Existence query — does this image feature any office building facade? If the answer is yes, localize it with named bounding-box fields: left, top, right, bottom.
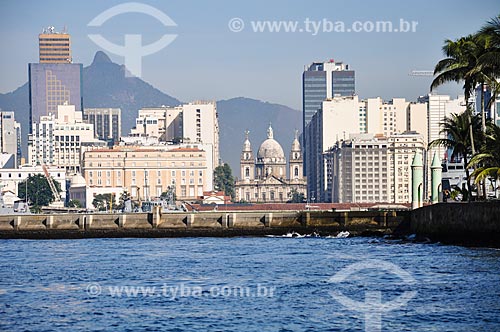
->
left=302, top=60, right=355, bottom=128
left=28, top=104, right=106, bottom=173
left=28, top=63, right=83, bottom=129
left=125, top=101, right=219, bottom=171
left=328, top=132, right=425, bottom=204
left=38, top=27, right=71, bottom=63
left=0, top=112, right=21, bottom=167
left=84, top=108, right=121, bottom=143
left=82, top=146, right=210, bottom=207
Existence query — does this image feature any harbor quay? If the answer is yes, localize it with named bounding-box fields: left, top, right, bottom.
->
left=0, top=208, right=407, bottom=239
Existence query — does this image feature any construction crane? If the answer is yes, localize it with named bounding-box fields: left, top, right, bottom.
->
left=409, top=70, right=434, bottom=77
left=42, top=165, right=64, bottom=208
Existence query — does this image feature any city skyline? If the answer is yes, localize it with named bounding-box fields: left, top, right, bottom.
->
left=0, top=0, right=497, bottom=110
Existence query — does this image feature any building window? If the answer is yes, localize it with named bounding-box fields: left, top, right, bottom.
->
left=294, top=167, right=299, bottom=177
left=245, top=167, right=250, bottom=177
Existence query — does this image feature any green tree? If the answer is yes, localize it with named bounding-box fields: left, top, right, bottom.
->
left=468, top=123, right=500, bottom=187
left=429, top=110, right=482, bottom=200
left=214, top=163, right=235, bottom=200
left=117, top=191, right=130, bottom=210
left=477, top=15, right=500, bottom=104
left=18, top=174, right=62, bottom=209
left=92, top=193, right=117, bottom=211
left=160, top=186, right=177, bottom=204
left=431, top=34, right=489, bottom=153
left=287, top=189, right=306, bottom=203
left=68, top=199, right=82, bottom=208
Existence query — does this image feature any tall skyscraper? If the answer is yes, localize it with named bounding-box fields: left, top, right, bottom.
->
left=38, top=26, right=71, bottom=63
left=302, top=60, right=355, bottom=129
left=29, top=27, right=82, bottom=133
left=302, top=59, right=355, bottom=175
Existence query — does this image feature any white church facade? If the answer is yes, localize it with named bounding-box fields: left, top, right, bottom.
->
left=235, top=125, right=307, bottom=203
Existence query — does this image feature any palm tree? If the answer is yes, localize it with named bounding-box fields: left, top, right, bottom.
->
left=429, top=110, right=482, bottom=200
left=477, top=15, right=500, bottom=72
left=477, top=15, right=500, bottom=113
left=431, top=34, right=489, bottom=151
left=468, top=123, right=500, bottom=193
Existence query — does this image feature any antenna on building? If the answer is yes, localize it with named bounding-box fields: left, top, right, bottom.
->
left=409, top=70, right=433, bottom=77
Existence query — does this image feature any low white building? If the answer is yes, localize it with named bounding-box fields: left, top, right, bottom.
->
left=0, top=165, right=67, bottom=202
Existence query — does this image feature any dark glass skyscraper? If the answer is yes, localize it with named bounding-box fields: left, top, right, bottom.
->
left=28, top=63, right=83, bottom=132
left=302, top=60, right=355, bottom=129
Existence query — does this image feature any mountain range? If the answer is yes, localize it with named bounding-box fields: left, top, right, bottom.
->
left=0, top=51, right=301, bottom=174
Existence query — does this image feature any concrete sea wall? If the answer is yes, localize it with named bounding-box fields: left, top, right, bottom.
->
left=404, top=202, right=500, bottom=247
left=0, top=209, right=408, bottom=239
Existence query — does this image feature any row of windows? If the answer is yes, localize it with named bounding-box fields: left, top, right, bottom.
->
left=39, top=38, right=70, bottom=41
left=39, top=43, right=70, bottom=47
left=0, top=172, right=62, bottom=178
left=40, top=57, right=71, bottom=61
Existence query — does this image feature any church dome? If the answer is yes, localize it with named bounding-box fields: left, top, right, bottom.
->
left=257, top=125, right=285, bottom=163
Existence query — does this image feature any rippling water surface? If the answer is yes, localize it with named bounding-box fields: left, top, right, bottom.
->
left=1, top=237, right=499, bottom=331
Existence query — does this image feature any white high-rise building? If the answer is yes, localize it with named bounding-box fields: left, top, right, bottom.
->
left=418, top=94, right=466, bottom=161
left=28, top=104, right=107, bottom=173
left=304, top=95, right=363, bottom=201
left=366, top=97, right=410, bottom=137
left=0, top=112, right=21, bottom=167
left=304, top=95, right=428, bottom=201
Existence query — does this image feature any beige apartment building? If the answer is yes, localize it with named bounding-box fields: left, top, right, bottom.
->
left=82, top=146, right=209, bottom=208
left=328, top=132, right=425, bottom=204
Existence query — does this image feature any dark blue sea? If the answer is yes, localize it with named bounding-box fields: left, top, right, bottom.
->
left=1, top=237, right=499, bottom=331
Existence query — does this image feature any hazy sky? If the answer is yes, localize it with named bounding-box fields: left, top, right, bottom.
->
left=0, top=0, right=497, bottom=109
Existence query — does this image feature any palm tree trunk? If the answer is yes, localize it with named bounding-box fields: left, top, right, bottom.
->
left=466, top=98, right=476, bottom=155
left=463, top=153, right=472, bottom=202
left=480, top=83, right=488, bottom=199
left=466, top=97, right=476, bottom=200
left=480, top=82, right=486, bottom=133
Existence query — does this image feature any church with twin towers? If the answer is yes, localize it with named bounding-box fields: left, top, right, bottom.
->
left=235, top=125, right=307, bottom=203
